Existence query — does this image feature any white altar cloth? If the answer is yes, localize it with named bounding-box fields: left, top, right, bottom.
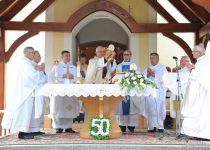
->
left=38, top=84, right=156, bottom=98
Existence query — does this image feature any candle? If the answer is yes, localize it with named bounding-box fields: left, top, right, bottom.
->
left=76, top=61, right=81, bottom=84
left=54, top=60, right=59, bottom=83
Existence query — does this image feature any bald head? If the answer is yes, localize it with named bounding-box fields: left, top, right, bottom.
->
left=95, top=46, right=104, bottom=58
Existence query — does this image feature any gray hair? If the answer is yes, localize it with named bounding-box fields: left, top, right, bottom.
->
left=95, top=46, right=104, bottom=52
left=181, top=56, right=190, bottom=63
left=23, top=46, right=34, bottom=57
left=193, top=43, right=205, bottom=54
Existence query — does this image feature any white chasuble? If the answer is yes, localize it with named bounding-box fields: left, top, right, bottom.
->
left=181, top=55, right=210, bottom=139
left=2, top=58, right=47, bottom=132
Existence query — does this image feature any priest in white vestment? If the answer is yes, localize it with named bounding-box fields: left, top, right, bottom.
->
left=30, top=51, right=48, bottom=135
left=165, top=56, right=192, bottom=118
left=141, top=52, right=168, bottom=133
left=2, top=47, right=47, bottom=139
left=181, top=44, right=210, bottom=140
left=49, top=50, right=80, bottom=133
left=115, top=50, right=140, bottom=133
left=85, top=46, right=116, bottom=84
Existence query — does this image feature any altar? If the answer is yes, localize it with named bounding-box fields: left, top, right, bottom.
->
left=39, top=84, right=156, bottom=139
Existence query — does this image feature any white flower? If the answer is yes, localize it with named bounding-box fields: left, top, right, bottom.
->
left=130, top=63, right=137, bottom=71
left=126, top=79, right=130, bottom=84
left=137, top=75, right=142, bottom=78
left=140, top=82, right=146, bottom=87
left=130, top=73, right=134, bottom=77
left=131, top=76, right=136, bottom=80
left=133, top=81, right=137, bottom=85
left=140, top=78, right=144, bottom=83
left=125, top=72, right=129, bottom=78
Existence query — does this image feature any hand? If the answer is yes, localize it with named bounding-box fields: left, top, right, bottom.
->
left=35, top=65, right=44, bottom=71
left=69, top=74, right=74, bottom=79
left=80, top=71, right=85, bottom=78
left=41, top=63, right=45, bottom=71
left=147, top=68, right=155, bottom=77
left=186, top=63, right=194, bottom=71
left=63, top=74, right=74, bottom=79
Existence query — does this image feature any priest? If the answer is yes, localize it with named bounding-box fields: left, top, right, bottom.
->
left=166, top=56, right=193, bottom=119
left=30, top=50, right=48, bottom=136
left=181, top=44, right=210, bottom=140
left=2, top=47, right=47, bottom=139
left=116, top=50, right=140, bottom=133
left=84, top=46, right=116, bottom=84
left=141, top=52, right=168, bottom=133
left=49, top=50, right=80, bottom=133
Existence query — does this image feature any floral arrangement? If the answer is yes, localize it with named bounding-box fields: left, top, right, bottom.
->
left=119, top=63, right=157, bottom=94
left=89, top=117, right=112, bottom=140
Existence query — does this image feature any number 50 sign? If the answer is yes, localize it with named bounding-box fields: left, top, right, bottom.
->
left=90, top=117, right=111, bottom=140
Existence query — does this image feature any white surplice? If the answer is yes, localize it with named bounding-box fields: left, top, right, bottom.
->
left=115, top=62, right=140, bottom=127
left=49, top=61, right=80, bottom=129
left=141, top=63, right=168, bottom=129
left=164, top=67, right=190, bottom=118
left=181, top=55, right=210, bottom=139
left=2, top=58, right=47, bottom=133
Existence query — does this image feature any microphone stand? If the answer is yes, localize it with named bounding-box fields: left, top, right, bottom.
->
left=174, top=58, right=183, bottom=138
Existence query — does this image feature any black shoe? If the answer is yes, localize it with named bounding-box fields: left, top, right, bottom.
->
left=128, top=126, right=135, bottom=133
left=56, top=128, right=63, bottom=133
left=18, top=132, right=34, bottom=139
left=65, top=128, right=76, bottom=133
left=158, top=129, right=164, bottom=133
left=73, top=118, right=78, bottom=123
left=119, top=126, right=126, bottom=132
left=191, top=137, right=210, bottom=141
left=148, top=127, right=157, bottom=133
left=33, top=131, right=45, bottom=136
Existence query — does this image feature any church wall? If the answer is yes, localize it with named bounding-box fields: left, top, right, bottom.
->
left=44, top=0, right=157, bottom=129
left=46, top=0, right=156, bottom=71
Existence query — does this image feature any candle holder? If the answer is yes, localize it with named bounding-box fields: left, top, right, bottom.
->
left=54, top=60, right=59, bottom=84
left=76, top=61, right=81, bottom=84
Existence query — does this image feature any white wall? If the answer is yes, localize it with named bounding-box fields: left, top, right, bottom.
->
left=157, top=0, right=196, bottom=68
left=5, top=1, right=46, bottom=107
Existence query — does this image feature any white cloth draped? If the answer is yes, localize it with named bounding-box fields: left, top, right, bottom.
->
left=140, top=63, right=168, bottom=129
left=2, top=58, right=47, bottom=132
left=181, top=55, right=210, bottom=139
left=38, top=84, right=157, bottom=98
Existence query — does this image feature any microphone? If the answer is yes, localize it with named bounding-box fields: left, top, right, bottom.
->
left=172, top=56, right=178, bottom=60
